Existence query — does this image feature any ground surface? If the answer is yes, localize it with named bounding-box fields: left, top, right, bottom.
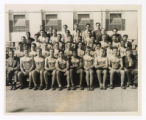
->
left=6, top=86, right=138, bottom=112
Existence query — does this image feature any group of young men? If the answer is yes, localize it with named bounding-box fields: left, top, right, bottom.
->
left=6, top=23, right=138, bottom=91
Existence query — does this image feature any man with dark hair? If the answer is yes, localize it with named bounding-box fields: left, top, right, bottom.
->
left=29, top=43, right=37, bottom=57
left=123, top=50, right=135, bottom=88
left=77, top=42, right=85, bottom=58
left=93, top=22, right=102, bottom=42
left=83, top=47, right=94, bottom=91
left=25, top=32, right=35, bottom=48
left=111, top=28, right=122, bottom=42
left=15, top=42, right=24, bottom=58
left=63, top=30, right=73, bottom=43
left=109, top=47, right=125, bottom=89
left=32, top=48, right=45, bottom=90
left=70, top=50, right=84, bottom=90
left=44, top=49, right=56, bottom=90
left=82, top=24, right=92, bottom=41
left=6, top=49, right=19, bottom=90
left=18, top=48, right=34, bottom=89
left=94, top=48, right=108, bottom=89
left=56, top=50, right=70, bottom=90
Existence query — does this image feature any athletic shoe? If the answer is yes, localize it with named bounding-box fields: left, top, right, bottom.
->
left=109, top=84, right=113, bottom=89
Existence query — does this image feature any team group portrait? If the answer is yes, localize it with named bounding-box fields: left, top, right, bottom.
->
left=5, top=5, right=139, bottom=112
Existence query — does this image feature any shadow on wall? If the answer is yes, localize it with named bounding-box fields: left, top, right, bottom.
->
left=9, top=108, right=27, bottom=112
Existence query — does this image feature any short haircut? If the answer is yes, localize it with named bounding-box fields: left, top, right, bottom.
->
left=113, top=28, right=118, bottom=31
left=86, top=23, right=90, bottom=26
left=31, top=43, right=36, bottom=47
left=123, top=34, right=128, bottom=38
left=63, top=24, right=68, bottom=27
left=96, top=22, right=100, bottom=25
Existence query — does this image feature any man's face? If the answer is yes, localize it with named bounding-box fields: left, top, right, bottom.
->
left=73, top=51, right=77, bottom=57
left=9, top=51, right=14, bottom=58
left=22, top=37, right=26, bottom=42
left=37, top=49, right=41, bottom=56
left=55, top=43, right=59, bottom=49
left=123, top=36, right=128, bottom=41
left=121, top=41, right=125, bottom=47
left=24, top=50, right=29, bottom=56
left=59, top=52, right=63, bottom=58
left=67, top=43, right=71, bottom=49
left=26, top=33, right=30, bottom=38
left=50, top=50, right=54, bottom=56
left=78, top=43, right=82, bottom=48
left=100, top=49, right=105, bottom=57
left=53, top=29, right=57, bottom=35
left=102, top=35, right=106, bottom=41
left=86, top=25, right=90, bottom=30
left=57, top=35, right=61, bottom=40
left=96, top=24, right=100, bottom=28
left=126, top=51, right=131, bottom=56
left=40, top=31, right=45, bottom=36
left=101, top=29, right=105, bottom=34
left=31, top=45, right=35, bottom=50
left=86, top=49, right=90, bottom=54
left=108, top=42, right=112, bottom=48
left=96, top=44, right=101, bottom=49
left=66, top=30, right=70, bottom=35
left=74, top=24, right=78, bottom=30
left=63, top=25, right=67, bottom=30
left=112, top=36, right=117, bottom=41
left=113, top=49, right=118, bottom=56
left=113, top=29, right=118, bottom=34
left=91, top=37, right=94, bottom=42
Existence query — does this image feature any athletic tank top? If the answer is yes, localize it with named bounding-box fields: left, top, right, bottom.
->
left=21, top=57, right=33, bottom=71
left=47, top=57, right=56, bottom=68
left=84, top=55, right=94, bottom=68
left=71, top=57, right=80, bottom=68
left=34, top=57, right=45, bottom=70
left=58, top=59, right=67, bottom=69
left=111, top=57, right=121, bottom=69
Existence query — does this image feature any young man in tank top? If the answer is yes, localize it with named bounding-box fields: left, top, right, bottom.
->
left=70, top=50, right=84, bottom=90
left=44, top=49, right=56, bottom=90
left=109, top=47, right=125, bottom=89
left=18, top=48, right=34, bottom=89
left=32, top=48, right=45, bottom=90
left=83, top=47, right=94, bottom=91
left=56, top=50, right=70, bottom=90
left=94, top=48, right=108, bottom=90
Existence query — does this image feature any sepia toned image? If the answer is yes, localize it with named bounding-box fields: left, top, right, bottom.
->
left=5, top=4, right=141, bottom=113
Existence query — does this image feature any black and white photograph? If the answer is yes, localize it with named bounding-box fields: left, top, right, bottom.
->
left=5, top=4, right=140, bottom=113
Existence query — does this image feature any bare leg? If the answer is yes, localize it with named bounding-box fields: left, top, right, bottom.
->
left=110, top=70, right=115, bottom=89
left=85, top=70, right=90, bottom=87
left=56, top=71, right=62, bottom=88
left=120, top=70, right=125, bottom=87
left=79, top=69, right=83, bottom=87
left=90, top=69, right=94, bottom=90
left=32, top=70, right=38, bottom=89
left=97, top=70, right=102, bottom=88
left=66, top=71, right=70, bottom=89
left=44, top=70, right=49, bottom=87
left=70, top=69, right=74, bottom=86
left=39, top=70, right=44, bottom=89
left=103, top=70, right=107, bottom=89
left=28, top=72, right=33, bottom=88
left=51, top=70, right=56, bottom=88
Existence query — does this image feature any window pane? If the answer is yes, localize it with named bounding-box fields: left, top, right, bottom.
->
left=14, top=15, right=26, bottom=26
left=78, top=14, right=90, bottom=20
left=46, top=14, right=58, bottom=25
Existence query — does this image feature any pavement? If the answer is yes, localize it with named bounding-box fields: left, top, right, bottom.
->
left=6, top=86, right=138, bottom=112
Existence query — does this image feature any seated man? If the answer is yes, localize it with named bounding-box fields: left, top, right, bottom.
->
left=123, top=50, right=135, bottom=88
left=70, top=50, right=84, bottom=90
left=94, top=48, right=108, bottom=90
left=56, top=50, right=70, bottom=90
left=109, top=47, right=125, bottom=89
left=64, top=42, right=73, bottom=59
left=41, top=43, right=49, bottom=57
left=44, top=49, right=56, bottom=90
left=6, top=49, right=19, bottom=90
left=18, top=48, right=34, bottom=89
left=83, top=47, right=94, bottom=91
left=32, top=48, right=45, bottom=90
left=77, top=42, right=85, bottom=58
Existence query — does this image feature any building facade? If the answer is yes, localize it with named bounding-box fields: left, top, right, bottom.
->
left=5, top=5, right=138, bottom=47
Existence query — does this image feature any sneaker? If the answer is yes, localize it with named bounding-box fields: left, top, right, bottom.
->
left=109, top=84, right=113, bottom=89
left=121, top=85, right=126, bottom=89
left=102, top=85, right=106, bottom=90
left=58, top=87, right=62, bottom=91
left=90, top=86, right=94, bottom=91
left=33, top=86, right=37, bottom=90
left=39, top=85, right=43, bottom=90
left=67, top=87, right=71, bottom=90
left=71, top=86, right=76, bottom=90
left=45, top=85, right=49, bottom=90
left=80, top=85, right=84, bottom=90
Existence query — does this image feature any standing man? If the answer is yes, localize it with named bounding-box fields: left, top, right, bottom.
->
left=94, top=48, right=108, bottom=89
left=83, top=47, right=94, bottom=91
left=44, top=49, right=56, bottom=90
left=111, top=28, right=122, bottom=42
left=18, top=48, right=34, bottom=89
left=70, top=50, right=84, bottom=90
left=29, top=43, right=37, bottom=57
left=32, top=48, right=45, bottom=90
left=109, top=47, right=125, bottom=89
left=56, top=50, right=70, bottom=90
left=15, top=42, right=24, bottom=58
left=93, top=22, right=102, bottom=42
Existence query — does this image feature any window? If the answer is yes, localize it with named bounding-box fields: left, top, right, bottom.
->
left=106, top=13, right=125, bottom=31
left=9, top=14, right=29, bottom=32
left=43, top=14, right=62, bottom=31
left=73, top=14, right=94, bottom=31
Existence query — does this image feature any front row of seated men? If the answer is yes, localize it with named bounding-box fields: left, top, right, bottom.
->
left=6, top=44, right=137, bottom=91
